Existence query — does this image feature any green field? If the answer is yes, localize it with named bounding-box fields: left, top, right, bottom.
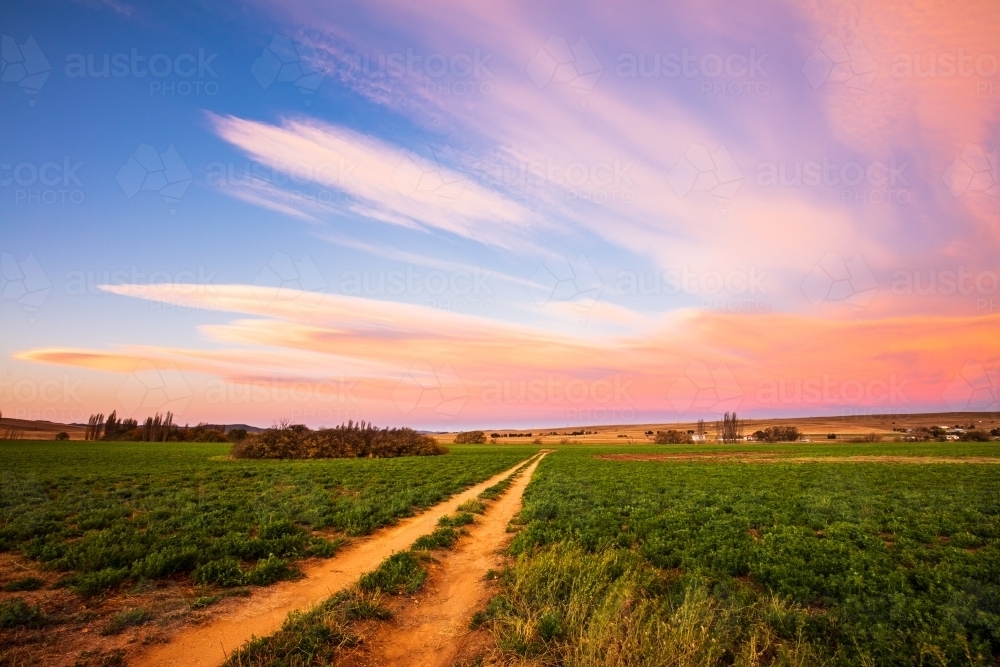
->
left=0, top=441, right=536, bottom=595
left=485, top=443, right=1000, bottom=666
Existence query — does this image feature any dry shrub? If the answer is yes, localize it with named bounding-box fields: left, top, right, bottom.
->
left=232, top=420, right=446, bottom=459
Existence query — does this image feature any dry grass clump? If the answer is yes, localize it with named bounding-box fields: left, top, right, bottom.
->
left=477, top=544, right=824, bottom=667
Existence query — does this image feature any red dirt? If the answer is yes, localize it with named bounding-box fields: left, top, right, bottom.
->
left=343, top=453, right=548, bottom=667
left=133, top=455, right=539, bottom=667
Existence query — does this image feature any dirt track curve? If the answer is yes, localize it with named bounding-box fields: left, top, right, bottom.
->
left=136, top=454, right=541, bottom=667
left=347, top=451, right=548, bottom=667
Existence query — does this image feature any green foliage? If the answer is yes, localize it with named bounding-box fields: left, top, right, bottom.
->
left=483, top=543, right=822, bottom=666
left=0, top=441, right=534, bottom=596
left=498, top=445, right=1000, bottom=666
left=222, top=590, right=389, bottom=666
left=228, top=428, right=249, bottom=443
left=358, top=551, right=426, bottom=594
left=457, top=499, right=487, bottom=514
left=412, top=526, right=460, bottom=551
left=64, top=567, right=130, bottom=595
left=454, top=430, right=487, bottom=444
left=2, top=576, right=43, bottom=592
left=0, top=598, right=46, bottom=628
left=752, top=426, right=801, bottom=442
left=478, top=477, right=513, bottom=501
left=100, top=607, right=149, bottom=635
left=194, top=558, right=245, bottom=588
left=245, top=555, right=300, bottom=586
left=232, top=420, right=446, bottom=459
left=438, top=511, right=475, bottom=527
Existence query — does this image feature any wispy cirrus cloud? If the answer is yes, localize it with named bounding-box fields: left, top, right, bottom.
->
left=208, top=113, right=552, bottom=250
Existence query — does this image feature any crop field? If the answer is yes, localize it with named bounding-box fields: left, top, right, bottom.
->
left=0, top=441, right=536, bottom=596
left=481, top=443, right=1000, bottom=666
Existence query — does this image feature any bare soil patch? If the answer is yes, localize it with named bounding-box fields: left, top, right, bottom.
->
left=132, top=456, right=537, bottom=667
left=340, top=454, right=546, bottom=667
left=0, top=552, right=253, bottom=667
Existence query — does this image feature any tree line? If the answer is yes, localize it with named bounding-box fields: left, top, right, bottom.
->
left=84, top=411, right=236, bottom=443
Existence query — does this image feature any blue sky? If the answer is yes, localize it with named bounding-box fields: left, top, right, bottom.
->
left=2, top=0, right=999, bottom=428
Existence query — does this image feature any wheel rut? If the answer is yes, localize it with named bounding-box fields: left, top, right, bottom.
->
left=343, top=452, right=549, bottom=667
left=136, top=455, right=541, bottom=667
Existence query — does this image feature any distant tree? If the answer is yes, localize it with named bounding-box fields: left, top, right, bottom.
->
left=753, top=426, right=801, bottom=442
left=227, top=428, right=248, bottom=443
left=55, top=432, right=69, bottom=441
left=655, top=429, right=692, bottom=444
left=959, top=429, right=991, bottom=442
left=454, top=430, right=487, bottom=444
left=716, top=412, right=743, bottom=443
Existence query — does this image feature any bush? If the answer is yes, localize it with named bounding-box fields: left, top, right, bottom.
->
left=194, top=558, right=245, bottom=587
left=55, top=432, right=69, bottom=441
left=245, top=555, right=300, bottom=586
left=2, top=576, right=43, bottom=592
left=232, top=420, right=446, bottom=459
left=66, top=567, right=130, bottom=596
left=358, top=551, right=426, bottom=594
left=752, top=426, right=801, bottom=442
left=654, top=430, right=692, bottom=444
left=457, top=499, right=487, bottom=514
left=959, top=429, right=992, bottom=442
left=227, top=428, right=248, bottom=443
left=0, top=598, right=46, bottom=628
left=412, top=527, right=460, bottom=551
left=454, top=430, right=487, bottom=444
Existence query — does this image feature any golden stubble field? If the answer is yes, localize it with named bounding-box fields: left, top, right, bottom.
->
left=439, top=411, right=999, bottom=444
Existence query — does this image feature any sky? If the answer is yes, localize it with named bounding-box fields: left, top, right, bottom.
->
left=1, top=0, right=998, bottom=430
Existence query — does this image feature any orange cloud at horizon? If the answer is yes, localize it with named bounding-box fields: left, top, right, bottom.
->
left=15, top=284, right=999, bottom=425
